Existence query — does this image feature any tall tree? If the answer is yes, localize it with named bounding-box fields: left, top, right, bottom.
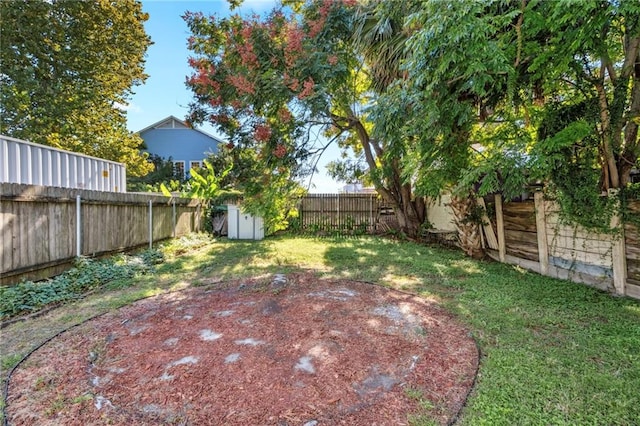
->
left=418, top=1, right=530, bottom=257
left=530, top=0, right=640, bottom=191
left=184, top=0, right=428, bottom=236
left=0, top=0, right=153, bottom=176
left=370, top=0, right=640, bottom=244
left=360, top=1, right=514, bottom=256
left=349, top=0, right=427, bottom=236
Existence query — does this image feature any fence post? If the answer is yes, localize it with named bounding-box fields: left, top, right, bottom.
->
left=76, top=195, right=82, bottom=257
left=299, top=198, right=304, bottom=231
left=337, top=193, right=340, bottom=230
left=148, top=199, right=153, bottom=250
left=609, top=189, right=627, bottom=295
left=196, top=202, right=202, bottom=232
left=534, top=191, right=550, bottom=275
left=370, top=195, right=374, bottom=232
left=172, top=199, right=176, bottom=238
left=495, top=193, right=506, bottom=262
left=477, top=197, right=498, bottom=250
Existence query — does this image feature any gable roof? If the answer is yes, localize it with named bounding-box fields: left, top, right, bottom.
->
left=136, top=115, right=223, bottom=142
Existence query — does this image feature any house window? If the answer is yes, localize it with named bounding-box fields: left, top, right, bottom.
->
left=173, top=161, right=185, bottom=179
left=190, top=161, right=201, bottom=171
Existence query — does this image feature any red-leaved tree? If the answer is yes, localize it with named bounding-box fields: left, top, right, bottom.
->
left=184, top=0, right=427, bottom=235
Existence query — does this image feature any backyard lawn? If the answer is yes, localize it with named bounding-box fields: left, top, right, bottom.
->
left=2, top=234, right=639, bottom=425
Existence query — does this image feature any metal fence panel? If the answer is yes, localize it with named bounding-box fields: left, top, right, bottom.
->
left=0, top=135, right=126, bottom=192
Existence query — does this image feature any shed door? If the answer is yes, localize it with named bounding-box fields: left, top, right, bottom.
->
left=238, top=213, right=256, bottom=239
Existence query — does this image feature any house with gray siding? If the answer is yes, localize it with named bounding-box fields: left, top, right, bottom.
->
left=137, top=116, right=222, bottom=179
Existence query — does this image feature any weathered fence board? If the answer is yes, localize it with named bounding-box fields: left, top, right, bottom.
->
left=484, top=193, right=640, bottom=299
left=628, top=258, right=640, bottom=276
left=502, top=215, right=538, bottom=232
left=504, top=243, right=540, bottom=261
left=1, top=183, right=202, bottom=285
left=627, top=200, right=640, bottom=213
left=505, top=229, right=538, bottom=244
left=547, top=247, right=612, bottom=268
left=625, top=200, right=640, bottom=284
left=502, top=217, right=535, bottom=229
left=547, top=233, right=615, bottom=254
left=502, top=200, right=539, bottom=261
left=626, top=228, right=640, bottom=255
left=298, top=194, right=386, bottom=233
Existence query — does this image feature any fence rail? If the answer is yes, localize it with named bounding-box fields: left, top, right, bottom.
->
left=1, top=183, right=202, bottom=285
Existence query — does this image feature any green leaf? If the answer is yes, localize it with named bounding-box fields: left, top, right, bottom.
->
left=160, top=183, right=172, bottom=197
left=0, top=0, right=153, bottom=177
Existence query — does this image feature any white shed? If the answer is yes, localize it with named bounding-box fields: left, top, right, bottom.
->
left=227, top=204, right=264, bottom=240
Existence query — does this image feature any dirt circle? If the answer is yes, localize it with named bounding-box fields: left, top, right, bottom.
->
left=6, top=274, right=479, bottom=425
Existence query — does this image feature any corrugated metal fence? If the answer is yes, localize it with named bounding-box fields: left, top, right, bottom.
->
left=1, top=183, right=202, bottom=285
left=0, top=135, right=126, bottom=192
left=297, top=193, right=394, bottom=233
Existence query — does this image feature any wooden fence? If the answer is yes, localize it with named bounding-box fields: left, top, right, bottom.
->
left=1, top=183, right=203, bottom=285
left=297, top=193, right=395, bottom=233
left=482, top=192, right=640, bottom=300
left=502, top=199, right=539, bottom=261
left=625, top=201, right=640, bottom=289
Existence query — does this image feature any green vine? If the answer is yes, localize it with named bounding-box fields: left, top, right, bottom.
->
left=534, top=98, right=620, bottom=234
left=543, top=183, right=619, bottom=235
left=0, top=250, right=163, bottom=320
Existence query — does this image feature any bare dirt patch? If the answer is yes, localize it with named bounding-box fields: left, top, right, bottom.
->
left=5, top=273, right=478, bottom=425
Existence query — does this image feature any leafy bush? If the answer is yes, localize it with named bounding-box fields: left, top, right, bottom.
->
left=0, top=249, right=163, bottom=320
left=127, top=154, right=185, bottom=192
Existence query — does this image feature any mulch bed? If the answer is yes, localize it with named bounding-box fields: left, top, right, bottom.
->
left=5, top=273, right=479, bottom=425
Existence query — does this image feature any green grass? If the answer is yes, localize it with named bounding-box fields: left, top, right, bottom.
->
left=2, top=233, right=640, bottom=425
left=405, top=386, right=438, bottom=426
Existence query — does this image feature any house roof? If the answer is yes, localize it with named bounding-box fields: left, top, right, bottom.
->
left=136, top=115, right=223, bottom=142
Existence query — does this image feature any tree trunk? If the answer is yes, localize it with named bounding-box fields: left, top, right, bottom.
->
left=620, top=50, right=640, bottom=186
left=595, top=80, right=620, bottom=190
left=350, top=115, right=427, bottom=237
left=448, top=193, right=484, bottom=259
left=389, top=190, right=425, bottom=238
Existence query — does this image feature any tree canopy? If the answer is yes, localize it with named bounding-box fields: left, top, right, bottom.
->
left=0, top=0, right=153, bottom=176
left=395, top=0, right=640, bottom=232
left=359, top=0, right=639, bottom=238
left=185, top=0, right=640, bottom=243
left=185, top=0, right=429, bottom=234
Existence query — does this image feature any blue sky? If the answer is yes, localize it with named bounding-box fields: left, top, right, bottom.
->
left=125, top=0, right=342, bottom=192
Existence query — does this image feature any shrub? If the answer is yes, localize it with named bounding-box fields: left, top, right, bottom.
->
left=0, top=249, right=163, bottom=320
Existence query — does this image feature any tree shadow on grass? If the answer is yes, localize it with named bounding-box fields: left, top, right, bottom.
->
left=321, top=237, right=482, bottom=294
